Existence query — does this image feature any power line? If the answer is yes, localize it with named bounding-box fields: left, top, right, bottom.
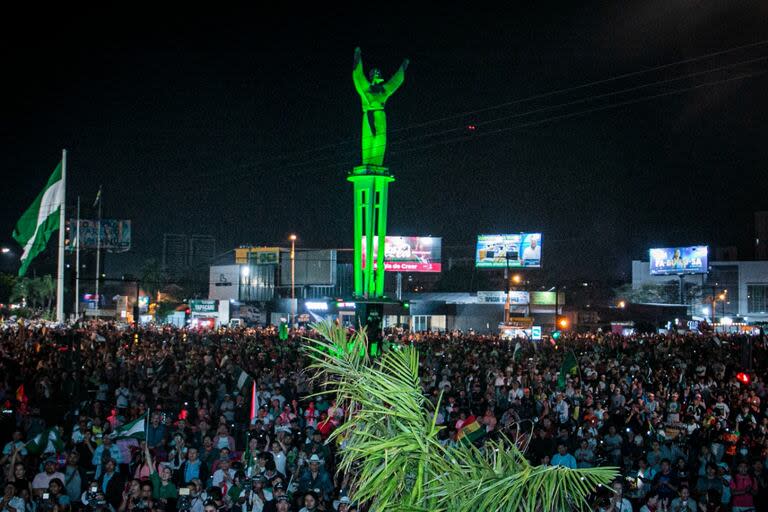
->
left=95, top=38, right=768, bottom=191
left=165, top=65, right=767, bottom=195
left=197, top=39, right=768, bottom=173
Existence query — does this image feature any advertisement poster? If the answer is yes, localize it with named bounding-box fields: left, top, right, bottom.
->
left=476, top=233, right=542, bottom=268
left=649, top=246, right=708, bottom=275
left=361, top=236, right=442, bottom=273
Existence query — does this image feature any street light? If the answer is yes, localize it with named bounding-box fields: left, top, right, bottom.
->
left=617, top=300, right=626, bottom=309
left=0, top=247, right=10, bottom=254
left=289, top=234, right=297, bottom=327
left=512, top=274, right=522, bottom=285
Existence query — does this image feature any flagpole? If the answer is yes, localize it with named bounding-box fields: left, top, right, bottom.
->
left=94, top=186, right=102, bottom=311
left=56, top=149, right=67, bottom=323
left=75, top=196, right=81, bottom=320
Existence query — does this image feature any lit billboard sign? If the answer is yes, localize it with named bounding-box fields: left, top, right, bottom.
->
left=649, top=246, right=708, bottom=275
left=475, top=233, right=542, bottom=268
left=361, top=236, right=442, bottom=273
left=69, top=219, right=132, bottom=252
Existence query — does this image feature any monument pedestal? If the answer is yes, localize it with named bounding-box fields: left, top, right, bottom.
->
left=347, top=165, right=394, bottom=299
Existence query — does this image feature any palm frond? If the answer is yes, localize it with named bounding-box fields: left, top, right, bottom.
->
left=302, top=322, right=618, bottom=512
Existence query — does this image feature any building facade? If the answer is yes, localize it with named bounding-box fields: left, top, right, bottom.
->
left=632, top=260, right=768, bottom=322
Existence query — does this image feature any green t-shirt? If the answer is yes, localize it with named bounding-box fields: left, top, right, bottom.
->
left=150, top=472, right=178, bottom=500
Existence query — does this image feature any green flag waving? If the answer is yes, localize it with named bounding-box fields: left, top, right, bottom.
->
left=557, top=350, right=579, bottom=390
left=26, top=428, right=64, bottom=455
left=12, top=162, right=64, bottom=276
left=111, top=413, right=147, bottom=440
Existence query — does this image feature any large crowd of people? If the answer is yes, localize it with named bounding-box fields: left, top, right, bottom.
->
left=0, top=320, right=766, bottom=512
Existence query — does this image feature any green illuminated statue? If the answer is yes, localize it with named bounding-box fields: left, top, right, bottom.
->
left=353, top=47, right=409, bottom=165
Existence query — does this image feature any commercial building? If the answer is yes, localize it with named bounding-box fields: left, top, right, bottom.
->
left=632, top=259, right=768, bottom=322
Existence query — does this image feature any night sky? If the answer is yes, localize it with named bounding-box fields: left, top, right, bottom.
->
left=2, top=4, right=768, bottom=282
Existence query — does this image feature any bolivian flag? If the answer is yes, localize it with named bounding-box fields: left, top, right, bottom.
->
left=456, top=415, right=486, bottom=445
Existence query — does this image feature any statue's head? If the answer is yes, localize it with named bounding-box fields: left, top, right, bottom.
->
left=368, top=68, right=384, bottom=85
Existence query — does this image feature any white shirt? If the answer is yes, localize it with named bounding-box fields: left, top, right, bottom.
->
left=522, top=245, right=540, bottom=261
left=271, top=451, right=287, bottom=475
left=238, top=489, right=273, bottom=512
left=212, top=468, right=236, bottom=489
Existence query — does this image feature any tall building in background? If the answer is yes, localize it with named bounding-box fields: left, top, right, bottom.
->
left=756, top=211, right=768, bottom=260
left=163, top=234, right=188, bottom=279
left=189, top=235, right=217, bottom=270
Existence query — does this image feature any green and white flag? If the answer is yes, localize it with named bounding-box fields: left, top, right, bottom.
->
left=557, top=350, right=579, bottom=390
left=234, top=365, right=253, bottom=391
left=12, top=162, right=64, bottom=276
left=513, top=341, right=523, bottom=362
left=111, top=413, right=147, bottom=440
left=26, top=428, right=65, bottom=454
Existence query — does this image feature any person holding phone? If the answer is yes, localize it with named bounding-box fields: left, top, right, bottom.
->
left=117, top=480, right=141, bottom=512
left=669, top=486, right=696, bottom=512
left=47, top=478, right=71, bottom=512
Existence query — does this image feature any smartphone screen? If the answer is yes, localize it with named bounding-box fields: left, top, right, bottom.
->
left=43, top=493, right=50, bottom=500
left=179, top=488, right=190, bottom=496
left=91, top=486, right=98, bottom=493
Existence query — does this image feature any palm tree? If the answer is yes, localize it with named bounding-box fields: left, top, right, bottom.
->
left=304, top=321, right=618, bottom=512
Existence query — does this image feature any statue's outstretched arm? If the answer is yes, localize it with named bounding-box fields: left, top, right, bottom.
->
left=352, top=47, right=368, bottom=95
left=383, top=58, right=409, bottom=97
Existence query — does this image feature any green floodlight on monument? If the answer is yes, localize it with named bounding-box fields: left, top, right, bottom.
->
left=348, top=47, right=409, bottom=298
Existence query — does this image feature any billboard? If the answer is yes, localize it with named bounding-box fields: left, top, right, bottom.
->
left=361, top=236, right=442, bottom=273
left=280, top=249, right=337, bottom=286
left=649, top=246, right=708, bottom=275
left=475, top=233, right=542, bottom=268
left=70, top=219, right=131, bottom=252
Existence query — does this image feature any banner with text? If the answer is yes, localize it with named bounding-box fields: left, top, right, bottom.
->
left=361, top=236, right=442, bottom=273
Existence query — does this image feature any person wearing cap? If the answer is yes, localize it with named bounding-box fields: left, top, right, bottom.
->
left=274, top=495, right=291, bottom=512
left=32, top=457, right=66, bottom=496
left=333, top=496, right=353, bottom=512
left=262, top=481, right=288, bottom=512
left=297, top=456, right=332, bottom=504
left=239, top=474, right=273, bottom=512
